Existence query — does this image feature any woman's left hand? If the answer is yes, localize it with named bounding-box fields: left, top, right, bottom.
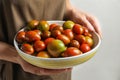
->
left=65, top=0, right=102, bottom=38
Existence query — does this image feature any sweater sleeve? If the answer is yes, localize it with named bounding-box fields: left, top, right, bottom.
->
left=0, top=2, right=13, bottom=80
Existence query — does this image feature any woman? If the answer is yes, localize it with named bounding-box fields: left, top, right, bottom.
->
left=0, top=0, right=102, bottom=80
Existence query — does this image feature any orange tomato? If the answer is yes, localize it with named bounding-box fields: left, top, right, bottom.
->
left=33, top=29, right=42, bottom=36
left=49, top=23, right=58, bottom=31
left=56, top=34, right=70, bottom=45
left=25, top=31, right=41, bottom=42
left=51, top=30, right=61, bottom=38
left=64, top=47, right=82, bottom=57
left=33, top=40, right=46, bottom=52
left=74, top=35, right=86, bottom=44
left=63, top=29, right=74, bottom=40
left=37, top=51, right=50, bottom=58
left=52, top=25, right=63, bottom=32
left=21, top=43, right=34, bottom=55
left=16, top=31, right=26, bottom=43
left=44, top=37, right=55, bottom=46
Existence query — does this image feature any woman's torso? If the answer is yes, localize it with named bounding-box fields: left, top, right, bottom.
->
left=0, top=0, right=71, bottom=80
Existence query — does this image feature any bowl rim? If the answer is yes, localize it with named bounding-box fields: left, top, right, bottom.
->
left=14, top=20, right=101, bottom=61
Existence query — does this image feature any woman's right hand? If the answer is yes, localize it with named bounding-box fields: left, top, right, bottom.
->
left=17, top=56, right=72, bottom=75
left=0, top=41, right=71, bottom=76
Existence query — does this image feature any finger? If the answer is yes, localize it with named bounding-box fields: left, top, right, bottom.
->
left=72, top=16, right=95, bottom=32
left=19, top=58, right=43, bottom=75
left=86, top=16, right=102, bottom=38
left=23, top=62, right=72, bottom=75
left=80, top=17, right=95, bottom=32
left=40, top=68, right=72, bottom=75
left=22, top=62, right=43, bottom=75
left=20, top=56, right=72, bottom=75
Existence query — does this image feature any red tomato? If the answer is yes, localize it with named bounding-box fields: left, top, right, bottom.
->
left=37, top=51, right=50, bottom=58
left=64, top=47, right=82, bottom=57
left=52, top=25, right=63, bottom=32
left=33, top=40, right=46, bottom=52
left=44, top=38, right=55, bottom=46
left=33, top=30, right=42, bottom=36
left=21, top=43, right=34, bottom=55
left=49, top=23, right=58, bottom=31
left=83, top=27, right=89, bottom=33
left=25, top=31, right=41, bottom=42
left=82, top=27, right=92, bottom=37
left=72, top=24, right=84, bottom=34
left=80, top=43, right=91, bottom=53
left=56, top=34, right=70, bottom=45
left=51, top=30, right=61, bottom=38
left=16, top=31, right=26, bottom=43
left=84, top=32, right=92, bottom=38
left=74, top=35, right=86, bottom=44
left=63, top=29, right=74, bottom=40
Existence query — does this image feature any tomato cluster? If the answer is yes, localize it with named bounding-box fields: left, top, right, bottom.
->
left=16, top=20, right=94, bottom=58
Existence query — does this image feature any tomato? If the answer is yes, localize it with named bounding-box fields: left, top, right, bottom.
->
left=21, top=43, right=34, bottom=55
left=25, top=31, right=41, bottom=42
left=62, top=29, right=74, bottom=40
left=51, top=30, right=61, bottom=38
left=52, top=25, right=63, bottom=32
left=82, top=27, right=92, bottom=37
left=44, top=38, right=55, bottom=46
left=84, top=32, right=92, bottom=38
left=41, top=31, right=51, bottom=39
left=37, top=20, right=49, bottom=31
left=85, top=36, right=94, bottom=47
left=64, top=47, right=82, bottom=57
left=63, top=20, right=75, bottom=29
left=33, top=40, right=46, bottom=52
left=74, top=35, right=86, bottom=44
left=47, top=39, right=66, bottom=57
left=16, top=31, right=26, bottom=43
left=27, top=20, right=39, bottom=30
left=72, top=24, right=84, bottom=35
left=49, top=23, right=58, bottom=31
left=33, top=30, right=42, bottom=36
left=83, top=27, right=89, bottom=33
left=80, top=43, right=91, bottom=53
left=56, top=34, right=70, bottom=45
left=69, top=40, right=80, bottom=48
left=37, top=51, right=50, bottom=58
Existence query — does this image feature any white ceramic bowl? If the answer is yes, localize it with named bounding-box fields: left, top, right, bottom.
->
left=14, top=21, right=101, bottom=69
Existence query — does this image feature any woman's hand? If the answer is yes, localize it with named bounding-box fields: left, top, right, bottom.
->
left=0, top=42, right=71, bottom=76
left=17, top=56, right=72, bottom=75
left=65, top=0, right=102, bottom=38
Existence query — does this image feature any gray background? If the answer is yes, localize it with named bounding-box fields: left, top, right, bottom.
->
left=70, top=0, right=120, bottom=80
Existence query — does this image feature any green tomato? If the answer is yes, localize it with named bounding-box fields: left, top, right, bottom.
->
left=37, top=20, right=49, bottom=31
left=27, top=20, right=39, bottom=30
left=47, top=39, right=66, bottom=57
left=63, top=20, right=75, bottom=29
